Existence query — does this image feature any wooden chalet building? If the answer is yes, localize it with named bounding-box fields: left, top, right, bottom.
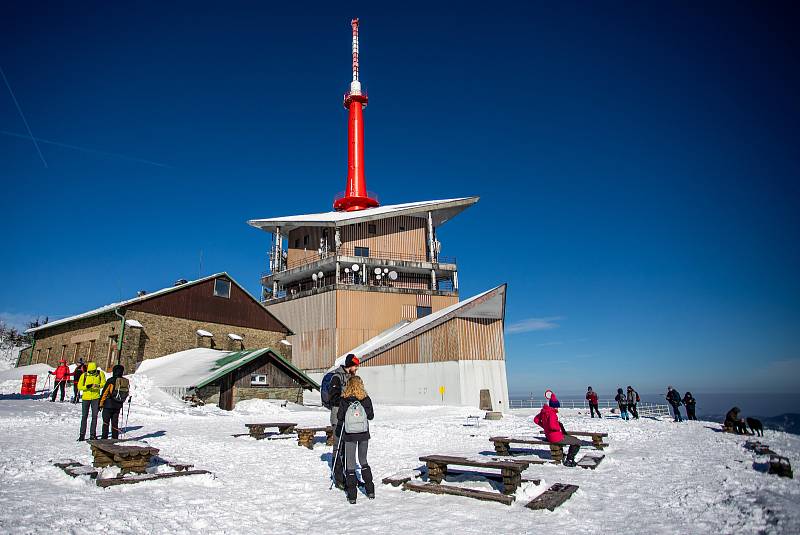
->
left=17, top=273, right=293, bottom=373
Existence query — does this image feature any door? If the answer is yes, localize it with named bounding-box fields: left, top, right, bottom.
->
left=219, top=375, right=234, bottom=411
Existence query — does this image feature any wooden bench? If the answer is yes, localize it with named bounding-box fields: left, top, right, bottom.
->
left=419, top=455, right=527, bottom=495
left=244, top=422, right=297, bottom=439
left=525, top=483, right=579, bottom=511
left=88, top=439, right=160, bottom=475
left=490, top=437, right=568, bottom=463
left=403, top=481, right=515, bottom=505
left=562, top=431, right=609, bottom=450
left=295, top=426, right=334, bottom=449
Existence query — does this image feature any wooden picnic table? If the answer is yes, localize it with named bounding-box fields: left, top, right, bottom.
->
left=87, top=439, right=160, bottom=474
left=419, top=454, right=527, bottom=495
left=295, top=426, right=334, bottom=449
left=490, top=432, right=607, bottom=463
left=244, top=422, right=297, bottom=439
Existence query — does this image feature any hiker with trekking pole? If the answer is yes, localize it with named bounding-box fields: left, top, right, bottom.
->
left=321, top=353, right=359, bottom=490
left=334, top=375, right=375, bottom=504
left=98, top=364, right=129, bottom=440
left=48, top=359, right=71, bottom=403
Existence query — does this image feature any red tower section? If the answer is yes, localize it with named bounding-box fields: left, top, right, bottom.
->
left=334, top=19, right=379, bottom=212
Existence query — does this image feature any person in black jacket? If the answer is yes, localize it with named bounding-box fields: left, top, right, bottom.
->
left=666, top=386, right=683, bottom=422
left=72, top=360, right=86, bottom=404
left=335, top=375, right=374, bottom=504
left=329, top=354, right=360, bottom=489
left=683, top=392, right=697, bottom=420
left=98, top=365, right=127, bottom=439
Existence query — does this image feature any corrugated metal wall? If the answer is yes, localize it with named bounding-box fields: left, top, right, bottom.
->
left=363, top=317, right=504, bottom=367
left=340, top=216, right=427, bottom=259
left=266, top=291, right=336, bottom=370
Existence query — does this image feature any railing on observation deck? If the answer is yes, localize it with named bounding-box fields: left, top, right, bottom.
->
left=509, top=399, right=672, bottom=418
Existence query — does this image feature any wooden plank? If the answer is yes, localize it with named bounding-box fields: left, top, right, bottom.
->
left=446, top=467, right=541, bottom=486
left=565, top=431, right=609, bottom=438
left=525, top=483, right=579, bottom=511
left=382, top=469, right=422, bottom=487
left=491, top=457, right=554, bottom=467
left=419, top=455, right=526, bottom=471
left=96, top=469, right=212, bottom=488
left=403, top=481, right=514, bottom=505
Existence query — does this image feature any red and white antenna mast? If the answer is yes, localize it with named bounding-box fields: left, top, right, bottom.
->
left=333, top=18, right=379, bottom=212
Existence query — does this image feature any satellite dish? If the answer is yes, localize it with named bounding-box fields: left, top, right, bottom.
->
left=312, top=273, right=318, bottom=281
left=318, top=271, right=324, bottom=278
left=389, top=271, right=398, bottom=280
left=352, top=264, right=359, bottom=272
left=376, top=275, right=382, bottom=280
left=374, top=267, right=382, bottom=275
left=383, top=268, right=389, bottom=274
left=344, top=268, right=350, bottom=273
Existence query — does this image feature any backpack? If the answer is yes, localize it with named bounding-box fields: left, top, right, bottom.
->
left=635, top=392, right=640, bottom=402
left=112, top=377, right=130, bottom=403
left=344, top=400, right=369, bottom=434
left=320, top=368, right=348, bottom=409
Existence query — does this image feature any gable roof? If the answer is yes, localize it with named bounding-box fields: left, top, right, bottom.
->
left=331, top=284, right=507, bottom=368
left=26, top=272, right=292, bottom=335
left=135, top=347, right=319, bottom=390
left=247, top=197, right=479, bottom=234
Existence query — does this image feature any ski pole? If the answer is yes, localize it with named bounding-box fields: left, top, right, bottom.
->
left=122, top=397, right=132, bottom=437
left=329, top=427, right=345, bottom=490
left=42, top=374, right=51, bottom=399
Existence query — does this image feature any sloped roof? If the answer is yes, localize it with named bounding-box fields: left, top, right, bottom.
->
left=331, top=284, right=507, bottom=368
left=135, top=347, right=319, bottom=390
left=247, top=197, right=479, bottom=234
left=26, top=272, right=292, bottom=335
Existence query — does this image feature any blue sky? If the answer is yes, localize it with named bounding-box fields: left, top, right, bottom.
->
left=1, top=2, right=798, bottom=397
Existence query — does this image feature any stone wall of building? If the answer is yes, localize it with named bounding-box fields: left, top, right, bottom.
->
left=19, top=312, right=122, bottom=369
left=194, top=383, right=303, bottom=407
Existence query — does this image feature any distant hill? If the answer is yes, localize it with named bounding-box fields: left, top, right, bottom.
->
left=758, top=413, right=800, bottom=435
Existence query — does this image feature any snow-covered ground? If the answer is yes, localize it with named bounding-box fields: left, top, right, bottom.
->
left=0, top=374, right=798, bottom=534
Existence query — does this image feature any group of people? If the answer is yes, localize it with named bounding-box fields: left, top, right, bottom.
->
left=46, top=359, right=130, bottom=441
left=666, top=386, right=697, bottom=422
left=584, top=385, right=642, bottom=420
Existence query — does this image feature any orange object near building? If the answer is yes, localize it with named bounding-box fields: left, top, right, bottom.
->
left=20, top=375, right=37, bottom=395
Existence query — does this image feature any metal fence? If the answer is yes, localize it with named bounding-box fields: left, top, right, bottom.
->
left=509, top=399, right=671, bottom=418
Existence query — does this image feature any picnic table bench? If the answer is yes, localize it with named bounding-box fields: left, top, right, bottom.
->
left=295, top=426, right=334, bottom=449
left=88, top=439, right=159, bottom=475
left=490, top=433, right=606, bottom=463
left=419, top=455, right=527, bottom=495
left=243, top=422, right=297, bottom=439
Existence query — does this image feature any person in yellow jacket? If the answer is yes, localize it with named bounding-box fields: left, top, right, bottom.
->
left=77, top=362, right=106, bottom=441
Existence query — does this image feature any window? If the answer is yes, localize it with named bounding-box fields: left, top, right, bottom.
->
left=354, top=246, right=369, bottom=257
left=303, top=235, right=309, bottom=246
left=294, top=239, right=300, bottom=248
left=399, top=225, right=405, bottom=231
left=251, top=374, right=268, bottom=386
left=213, top=278, right=231, bottom=298
left=368, top=224, right=376, bottom=234
left=416, top=306, right=432, bottom=319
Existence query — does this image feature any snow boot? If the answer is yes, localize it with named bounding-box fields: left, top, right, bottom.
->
left=361, top=465, right=375, bottom=498
left=345, top=470, right=358, bottom=504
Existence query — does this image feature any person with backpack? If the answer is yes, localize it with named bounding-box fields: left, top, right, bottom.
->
left=666, top=386, right=683, bottom=422
left=72, top=359, right=86, bottom=404
left=49, top=359, right=71, bottom=402
left=533, top=403, right=582, bottom=467
left=321, top=353, right=360, bottom=489
left=626, top=386, right=640, bottom=419
left=335, top=375, right=375, bottom=504
left=99, top=365, right=129, bottom=439
left=77, top=362, right=106, bottom=441
left=614, top=388, right=629, bottom=420
left=585, top=386, right=601, bottom=418
left=683, top=392, right=697, bottom=420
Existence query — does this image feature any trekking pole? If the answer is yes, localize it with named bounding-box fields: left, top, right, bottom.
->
left=329, top=430, right=345, bottom=490
left=42, top=374, right=52, bottom=399
left=122, top=397, right=132, bottom=437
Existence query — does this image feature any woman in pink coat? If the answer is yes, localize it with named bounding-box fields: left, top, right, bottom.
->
left=534, top=402, right=582, bottom=467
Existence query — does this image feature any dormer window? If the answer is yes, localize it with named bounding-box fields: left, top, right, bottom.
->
left=213, top=279, right=231, bottom=298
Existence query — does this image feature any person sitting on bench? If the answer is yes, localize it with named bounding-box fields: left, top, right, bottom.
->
left=724, top=407, right=748, bottom=434
left=533, top=402, right=581, bottom=467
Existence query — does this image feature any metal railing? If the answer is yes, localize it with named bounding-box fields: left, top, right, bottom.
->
left=509, top=399, right=671, bottom=418
left=338, top=245, right=456, bottom=265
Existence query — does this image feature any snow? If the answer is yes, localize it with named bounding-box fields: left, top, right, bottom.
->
left=227, top=333, right=243, bottom=341
left=125, top=319, right=143, bottom=328
left=1, top=391, right=798, bottom=534
left=0, top=363, right=54, bottom=395
left=133, top=348, right=229, bottom=387
left=196, top=329, right=213, bottom=337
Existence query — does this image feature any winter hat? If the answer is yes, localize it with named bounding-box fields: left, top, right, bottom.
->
left=617, top=388, right=624, bottom=394
left=59, top=359, right=66, bottom=364
left=112, top=364, right=125, bottom=377
left=345, top=354, right=360, bottom=368
left=87, top=362, right=97, bottom=372
left=587, top=386, right=593, bottom=391
left=544, top=389, right=553, bottom=400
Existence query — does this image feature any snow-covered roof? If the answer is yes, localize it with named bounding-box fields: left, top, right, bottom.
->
left=248, top=197, right=479, bottom=234
left=25, top=272, right=290, bottom=335
left=196, top=329, right=214, bottom=338
left=125, top=319, right=143, bottom=328
left=331, top=284, right=507, bottom=368
left=134, top=347, right=318, bottom=390
left=228, top=333, right=243, bottom=341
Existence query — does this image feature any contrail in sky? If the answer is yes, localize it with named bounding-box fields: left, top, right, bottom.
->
left=0, top=65, right=49, bottom=168
left=0, top=130, right=172, bottom=168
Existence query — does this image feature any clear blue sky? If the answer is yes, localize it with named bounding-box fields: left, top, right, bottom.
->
left=1, top=2, right=798, bottom=397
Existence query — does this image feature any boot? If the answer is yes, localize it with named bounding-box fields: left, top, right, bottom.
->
left=361, top=465, right=375, bottom=499
left=345, top=470, right=358, bottom=504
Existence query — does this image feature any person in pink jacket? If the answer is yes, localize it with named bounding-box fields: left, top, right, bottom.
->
left=534, top=403, right=582, bottom=467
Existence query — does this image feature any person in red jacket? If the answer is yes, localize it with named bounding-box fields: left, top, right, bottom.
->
left=534, top=404, right=582, bottom=466
left=49, top=359, right=71, bottom=402
left=586, top=386, right=601, bottom=418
